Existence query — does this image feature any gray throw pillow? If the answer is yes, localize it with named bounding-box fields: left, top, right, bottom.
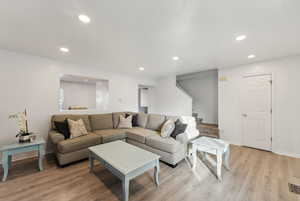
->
left=170, top=119, right=187, bottom=139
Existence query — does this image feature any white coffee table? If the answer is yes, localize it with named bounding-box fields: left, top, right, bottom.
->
left=88, top=141, right=160, bottom=201
left=190, top=137, right=230, bottom=181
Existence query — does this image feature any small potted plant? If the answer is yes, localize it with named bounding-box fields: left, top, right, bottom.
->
left=9, top=109, right=34, bottom=143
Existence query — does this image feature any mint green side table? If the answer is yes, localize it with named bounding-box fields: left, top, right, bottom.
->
left=0, top=137, right=45, bottom=182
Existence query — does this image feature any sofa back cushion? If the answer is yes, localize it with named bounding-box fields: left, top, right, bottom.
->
left=146, top=114, right=166, bottom=131
left=137, top=113, right=148, bottom=128
left=51, top=114, right=92, bottom=132
left=90, top=113, right=113, bottom=130
left=166, top=115, right=180, bottom=122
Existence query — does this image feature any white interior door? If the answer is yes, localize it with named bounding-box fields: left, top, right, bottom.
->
left=241, top=74, right=272, bottom=151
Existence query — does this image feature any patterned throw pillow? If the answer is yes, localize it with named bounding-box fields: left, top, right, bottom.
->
left=160, top=120, right=175, bottom=138
left=118, top=115, right=133, bottom=129
left=67, top=118, right=88, bottom=139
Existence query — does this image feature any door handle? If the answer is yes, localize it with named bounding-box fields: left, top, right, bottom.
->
left=242, top=114, right=248, bottom=117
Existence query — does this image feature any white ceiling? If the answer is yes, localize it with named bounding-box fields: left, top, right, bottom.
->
left=0, top=0, right=300, bottom=78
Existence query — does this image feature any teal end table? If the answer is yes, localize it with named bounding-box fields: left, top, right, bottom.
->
left=0, top=137, right=45, bottom=182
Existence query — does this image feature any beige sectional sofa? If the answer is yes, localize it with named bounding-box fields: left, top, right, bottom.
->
left=49, top=112, right=199, bottom=167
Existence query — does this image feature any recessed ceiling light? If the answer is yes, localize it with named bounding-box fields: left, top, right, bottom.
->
left=235, top=35, right=247, bottom=41
left=78, top=14, right=91, bottom=24
left=248, top=54, right=256, bottom=59
left=59, top=47, right=69, bottom=53
left=172, top=56, right=179, bottom=61
left=139, top=67, right=145, bottom=71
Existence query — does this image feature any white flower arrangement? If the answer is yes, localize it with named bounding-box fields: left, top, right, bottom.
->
left=9, top=109, right=29, bottom=136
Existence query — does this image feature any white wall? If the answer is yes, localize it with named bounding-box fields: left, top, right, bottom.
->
left=61, top=81, right=96, bottom=110
left=177, top=70, right=218, bottom=124
left=148, top=76, right=192, bottom=116
left=140, top=88, right=149, bottom=107
left=0, top=49, right=155, bottom=157
left=218, top=56, right=300, bottom=158
left=96, top=81, right=110, bottom=111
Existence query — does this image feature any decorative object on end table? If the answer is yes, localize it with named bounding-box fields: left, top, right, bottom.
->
left=9, top=109, right=35, bottom=143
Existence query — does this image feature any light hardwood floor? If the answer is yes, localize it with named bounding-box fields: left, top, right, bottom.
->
left=0, top=145, right=300, bottom=201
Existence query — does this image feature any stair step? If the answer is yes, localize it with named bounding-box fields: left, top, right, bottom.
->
left=197, top=123, right=219, bottom=139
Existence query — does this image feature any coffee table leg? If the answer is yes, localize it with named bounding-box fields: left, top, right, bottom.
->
left=224, top=147, right=230, bottom=170
left=154, top=160, right=160, bottom=187
left=192, top=145, right=197, bottom=170
left=122, top=177, right=129, bottom=201
left=8, top=155, right=12, bottom=169
left=217, top=152, right=222, bottom=181
left=89, top=152, right=94, bottom=172
left=203, top=152, right=208, bottom=160
left=2, top=152, right=9, bottom=182
left=38, top=144, right=45, bottom=171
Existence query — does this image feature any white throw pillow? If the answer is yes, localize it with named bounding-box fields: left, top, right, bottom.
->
left=160, top=120, right=175, bottom=138
left=117, top=115, right=133, bottom=129
left=67, top=118, right=88, bottom=138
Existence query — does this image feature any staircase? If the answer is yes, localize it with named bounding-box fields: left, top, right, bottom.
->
left=176, top=81, right=193, bottom=99
left=198, top=123, right=219, bottom=138
left=176, top=73, right=219, bottom=138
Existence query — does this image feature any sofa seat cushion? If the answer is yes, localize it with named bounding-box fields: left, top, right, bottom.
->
left=94, top=129, right=128, bottom=143
left=145, top=135, right=181, bottom=154
left=57, top=133, right=101, bottom=154
left=126, top=127, right=159, bottom=143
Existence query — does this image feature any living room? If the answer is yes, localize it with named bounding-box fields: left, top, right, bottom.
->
left=1, top=1, right=300, bottom=201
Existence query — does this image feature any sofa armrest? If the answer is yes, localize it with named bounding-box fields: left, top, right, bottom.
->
left=176, top=129, right=200, bottom=144
left=49, top=130, right=65, bottom=144
left=176, top=132, right=189, bottom=144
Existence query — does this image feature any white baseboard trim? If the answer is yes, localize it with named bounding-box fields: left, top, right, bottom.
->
left=220, top=139, right=241, bottom=146
left=219, top=138, right=300, bottom=159
left=272, top=150, right=300, bottom=159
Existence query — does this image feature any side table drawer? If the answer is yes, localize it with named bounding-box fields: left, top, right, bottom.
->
left=5, top=145, right=40, bottom=155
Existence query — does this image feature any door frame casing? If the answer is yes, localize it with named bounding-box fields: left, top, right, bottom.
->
left=241, top=73, right=273, bottom=152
